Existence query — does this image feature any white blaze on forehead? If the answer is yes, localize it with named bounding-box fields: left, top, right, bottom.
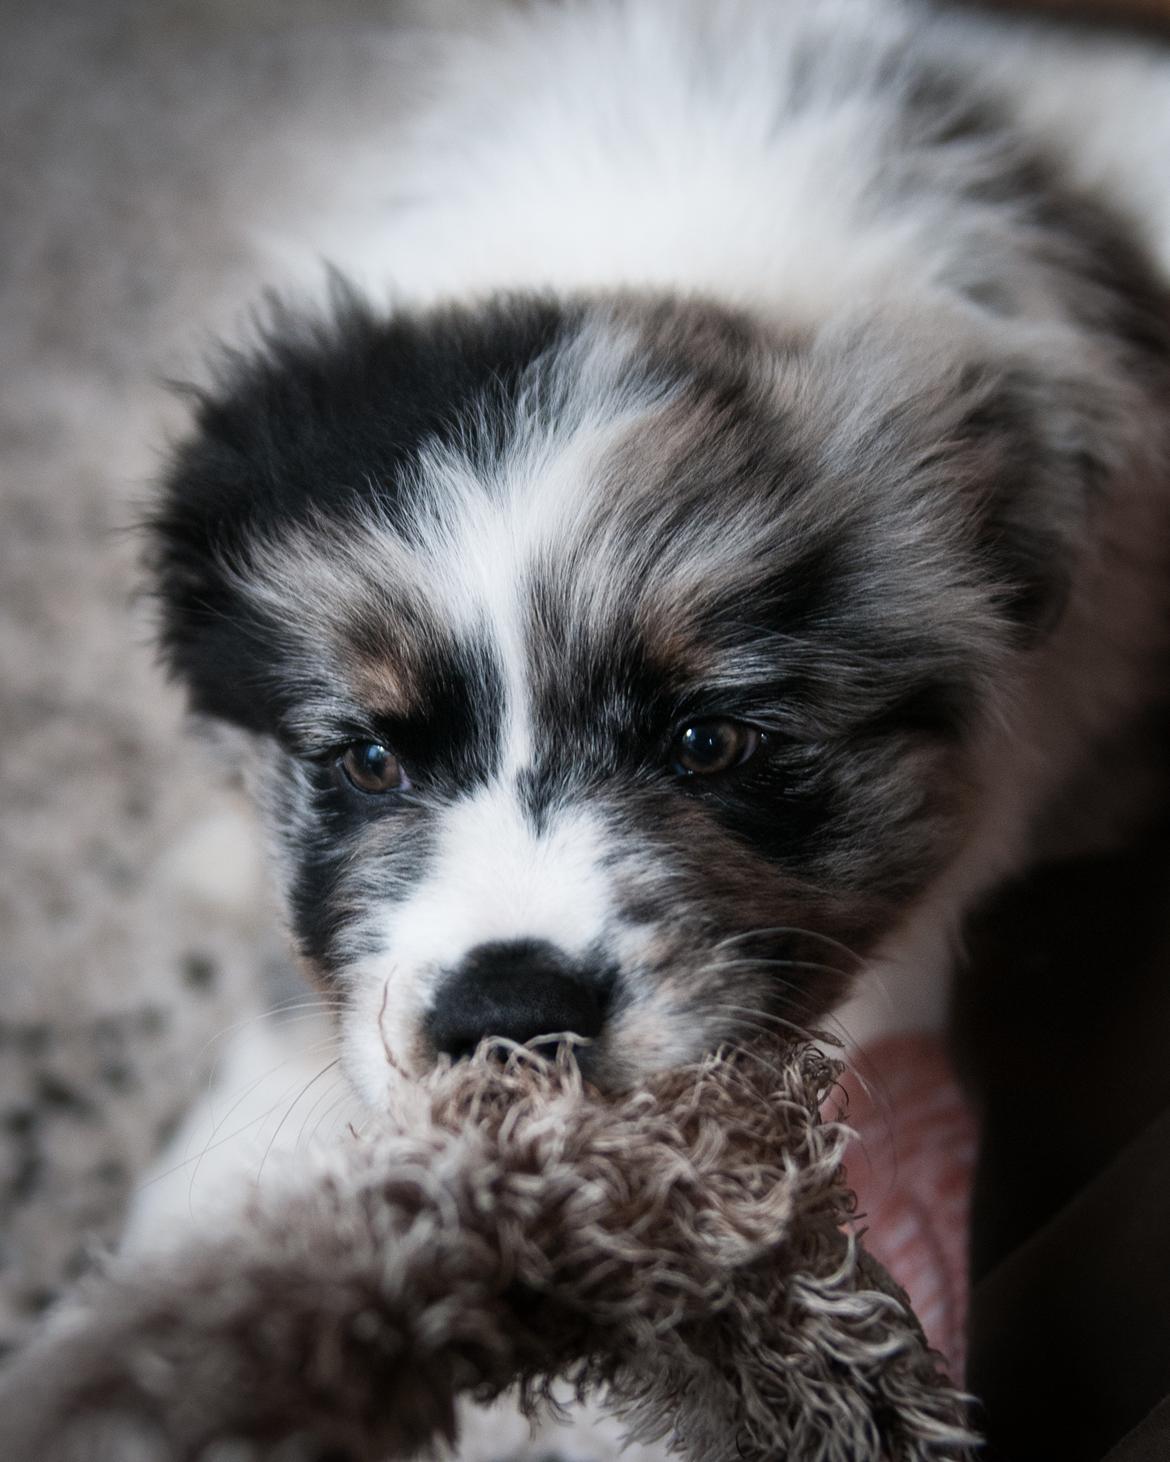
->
left=403, top=339, right=671, bottom=777
left=333, top=349, right=671, bottom=1109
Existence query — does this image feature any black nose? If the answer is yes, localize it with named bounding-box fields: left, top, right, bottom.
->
left=424, top=939, right=610, bottom=1063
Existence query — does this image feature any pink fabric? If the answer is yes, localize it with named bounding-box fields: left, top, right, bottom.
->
left=836, top=1034, right=977, bottom=1382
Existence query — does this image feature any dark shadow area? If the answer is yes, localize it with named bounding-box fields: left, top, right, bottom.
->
left=953, top=790, right=1170, bottom=1459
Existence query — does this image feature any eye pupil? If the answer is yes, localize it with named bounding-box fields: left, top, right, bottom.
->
left=340, top=741, right=407, bottom=794
left=681, top=724, right=725, bottom=765
left=671, top=719, right=759, bottom=777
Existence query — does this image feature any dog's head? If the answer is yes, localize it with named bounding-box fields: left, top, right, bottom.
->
left=150, top=286, right=1112, bottom=1102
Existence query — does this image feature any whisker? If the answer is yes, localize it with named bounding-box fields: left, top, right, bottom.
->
left=293, top=1071, right=349, bottom=1153
left=704, top=952, right=853, bottom=983
left=135, top=1044, right=340, bottom=1197
left=703, top=996, right=862, bottom=1083
left=199, top=1030, right=342, bottom=1143
left=378, top=978, right=408, bottom=1075
left=705, top=1000, right=822, bottom=1051
left=167, top=1035, right=342, bottom=1202
left=256, top=1059, right=342, bottom=1186
left=192, top=994, right=344, bottom=1068
left=302, top=1085, right=358, bottom=1151
left=190, top=997, right=345, bottom=1121
left=710, top=925, right=866, bottom=971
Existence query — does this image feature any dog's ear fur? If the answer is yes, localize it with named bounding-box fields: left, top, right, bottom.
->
left=960, top=343, right=1167, bottom=646
left=959, top=364, right=1100, bottom=643
left=148, top=392, right=281, bottom=735
left=966, top=205, right=1170, bottom=643
left=147, top=289, right=395, bottom=733
left=817, top=319, right=1156, bottom=654
left=147, top=288, right=577, bottom=732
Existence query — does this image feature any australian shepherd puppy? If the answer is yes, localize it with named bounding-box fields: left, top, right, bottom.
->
left=149, top=0, right=1170, bottom=1110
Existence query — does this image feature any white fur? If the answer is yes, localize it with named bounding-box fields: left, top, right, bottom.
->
left=269, top=1, right=1170, bottom=332
left=339, top=0, right=991, bottom=322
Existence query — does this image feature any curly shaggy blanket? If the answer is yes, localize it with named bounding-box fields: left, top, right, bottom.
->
left=0, top=1042, right=976, bottom=1462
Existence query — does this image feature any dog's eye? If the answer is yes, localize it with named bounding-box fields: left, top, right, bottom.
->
left=338, top=741, right=409, bottom=794
left=670, top=719, right=761, bottom=776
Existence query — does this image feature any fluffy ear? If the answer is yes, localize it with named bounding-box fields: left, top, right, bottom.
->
left=956, top=363, right=1102, bottom=644
left=145, top=289, right=396, bottom=735
left=148, top=287, right=579, bottom=732
left=147, top=285, right=449, bottom=733
left=148, top=388, right=283, bottom=734
left=969, top=216, right=1170, bottom=644
left=898, top=343, right=1158, bottom=649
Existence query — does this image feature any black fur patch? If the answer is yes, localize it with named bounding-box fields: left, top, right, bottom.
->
left=150, top=287, right=582, bottom=734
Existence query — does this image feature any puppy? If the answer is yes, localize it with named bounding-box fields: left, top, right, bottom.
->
left=150, top=0, right=1170, bottom=1108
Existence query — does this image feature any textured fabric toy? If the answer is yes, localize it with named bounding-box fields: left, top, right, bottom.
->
left=0, top=1041, right=977, bottom=1462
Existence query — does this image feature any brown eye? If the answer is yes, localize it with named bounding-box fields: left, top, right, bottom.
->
left=670, top=719, right=761, bottom=777
left=339, top=741, right=409, bottom=794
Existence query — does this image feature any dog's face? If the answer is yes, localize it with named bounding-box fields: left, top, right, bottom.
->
left=152, top=289, right=1081, bottom=1103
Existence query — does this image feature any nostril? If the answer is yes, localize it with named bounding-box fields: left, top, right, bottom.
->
left=424, top=939, right=611, bottom=1062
